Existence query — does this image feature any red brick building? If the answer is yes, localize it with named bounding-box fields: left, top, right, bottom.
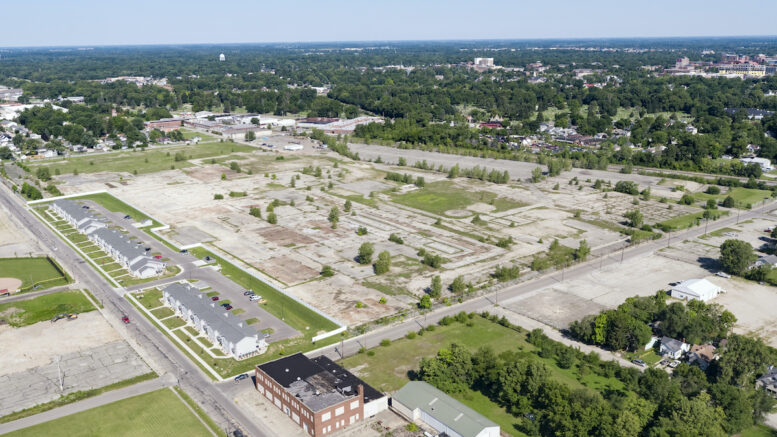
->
left=255, top=353, right=386, bottom=436
left=144, top=118, right=182, bottom=132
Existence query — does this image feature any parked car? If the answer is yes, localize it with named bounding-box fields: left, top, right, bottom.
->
left=669, top=360, right=681, bottom=368
left=249, top=295, right=262, bottom=301
left=221, top=302, right=230, bottom=307
left=179, top=249, right=188, bottom=254
left=211, top=296, right=219, bottom=301
left=234, top=374, right=249, bottom=382
left=153, top=255, right=162, bottom=259
left=716, top=271, right=731, bottom=278
left=243, top=290, right=254, bottom=296
left=81, top=205, right=90, bottom=209
left=124, top=215, right=132, bottom=219
left=632, top=359, right=646, bottom=367
left=224, top=305, right=233, bottom=310
left=121, top=316, right=130, bottom=324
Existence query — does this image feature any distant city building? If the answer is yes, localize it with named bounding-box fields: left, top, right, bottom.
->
left=0, top=87, right=23, bottom=102
left=473, top=57, right=494, bottom=68
left=219, top=53, right=226, bottom=62
left=144, top=118, right=182, bottom=132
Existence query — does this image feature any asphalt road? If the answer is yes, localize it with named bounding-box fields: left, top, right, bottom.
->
left=0, top=182, right=276, bottom=437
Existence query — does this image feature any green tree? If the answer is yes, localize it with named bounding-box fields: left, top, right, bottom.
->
left=450, top=275, right=466, bottom=294
left=719, top=239, right=754, bottom=275
left=430, top=275, right=442, bottom=299
left=245, top=131, right=256, bottom=141
left=267, top=212, right=277, bottom=224
left=357, top=242, right=374, bottom=265
left=721, top=196, right=735, bottom=208
left=344, top=199, right=352, bottom=212
left=249, top=207, right=262, bottom=218
left=374, top=250, right=391, bottom=274
left=623, top=210, right=643, bottom=228
left=575, top=240, right=590, bottom=261
left=328, top=206, right=339, bottom=228
left=321, top=265, right=334, bottom=277
left=418, top=294, right=432, bottom=310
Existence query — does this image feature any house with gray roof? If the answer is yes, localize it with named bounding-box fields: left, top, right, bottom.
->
left=89, top=228, right=165, bottom=278
left=756, top=366, right=777, bottom=398
left=162, top=282, right=264, bottom=359
left=50, top=199, right=106, bottom=235
left=392, top=381, right=500, bottom=437
left=660, top=336, right=690, bottom=359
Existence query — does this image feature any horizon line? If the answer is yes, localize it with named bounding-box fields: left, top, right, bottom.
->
left=2, top=34, right=777, bottom=51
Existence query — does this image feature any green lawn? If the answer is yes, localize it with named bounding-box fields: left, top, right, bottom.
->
left=137, top=288, right=163, bottom=309
left=657, top=210, right=728, bottom=231
left=5, top=389, right=215, bottom=437
left=29, top=141, right=254, bottom=176
left=0, top=290, right=95, bottom=327
left=740, top=425, right=777, bottom=437
left=452, top=390, right=525, bottom=437
left=63, top=192, right=160, bottom=227
left=693, top=187, right=773, bottom=208
left=151, top=307, right=174, bottom=319
left=0, top=257, right=70, bottom=291
left=391, top=180, right=526, bottom=216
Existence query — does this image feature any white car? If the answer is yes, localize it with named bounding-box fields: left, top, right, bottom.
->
left=249, top=295, right=263, bottom=301
left=715, top=271, right=731, bottom=279
left=669, top=360, right=681, bottom=368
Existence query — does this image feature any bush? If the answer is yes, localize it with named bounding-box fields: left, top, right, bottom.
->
left=267, top=212, right=278, bottom=224
left=321, top=265, right=334, bottom=277
left=388, top=233, right=404, bottom=244
left=706, top=186, right=721, bottom=195
left=213, top=194, right=224, bottom=200
left=679, top=194, right=695, bottom=205
left=380, top=339, right=391, bottom=347
left=405, top=331, right=417, bottom=340
left=358, top=243, right=374, bottom=265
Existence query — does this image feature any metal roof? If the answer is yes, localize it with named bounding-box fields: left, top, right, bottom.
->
left=163, top=282, right=256, bottom=345
left=53, top=199, right=94, bottom=224
left=393, top=381, right=498, bottom=437
left=91, top=228, right=152, bottom=267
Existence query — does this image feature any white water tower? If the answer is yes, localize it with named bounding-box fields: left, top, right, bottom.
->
left=219, top=53, right=226, bottom=62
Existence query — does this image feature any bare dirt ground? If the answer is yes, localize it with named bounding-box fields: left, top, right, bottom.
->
left=0, top=311, right=121, bottom=374
left=0, top=278, right=22, bottom=293
left=0, top=204, right=42, bottom=257
left=714, top=277, right=777, bottom=347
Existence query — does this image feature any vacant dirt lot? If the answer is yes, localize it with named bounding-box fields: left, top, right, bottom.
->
left=0, top=204, right=41, bottom=257
left=0, top=311, right=120, bottom=374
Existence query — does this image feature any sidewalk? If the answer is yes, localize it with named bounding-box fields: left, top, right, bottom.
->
left=0, top=374, right=174, bottom=435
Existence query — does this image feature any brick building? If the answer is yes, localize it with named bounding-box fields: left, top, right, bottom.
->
left=144, top=118, right=182, bottom=132
left=255, top=353, right=387, bottom=436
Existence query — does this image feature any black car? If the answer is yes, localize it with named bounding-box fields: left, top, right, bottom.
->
left=220, top=303, right=230, bottom=308
left=124, top=215, right=132, bottom=219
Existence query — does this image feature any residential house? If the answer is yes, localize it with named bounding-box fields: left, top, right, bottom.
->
left=163, top=282, right=264, bottom=359
left=254, top=353, right=387, bottom=436
left=89, top=228, right=165, bottom=278
left=392, top=381, right=500, bottom=437
left=688, top=344, right=717, bottom=370
left=756, top=366, right=777, bottom=398
left=753, top=255, right=777, bottom=269
left=660, top=337, right=690, bottom=359
left=50, top=199, right=107, bottom=235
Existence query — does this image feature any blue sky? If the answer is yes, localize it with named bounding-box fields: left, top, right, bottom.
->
left=2, top=0, right=776, bottom=47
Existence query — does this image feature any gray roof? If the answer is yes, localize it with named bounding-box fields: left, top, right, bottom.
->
left=758, top=255, right=777, bottom=266
left=757, top=367, right=777, bottom=388
left=53, top=199, right=95, bottom=224
left=163, top=282, right=256, bottom=344
left=661, top=336, right=686, bottom=354
left=90, top=228, right=152, bottom=270
left=393, top=381, right=498, bottom=437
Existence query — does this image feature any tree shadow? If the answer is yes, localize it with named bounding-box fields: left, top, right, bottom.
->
left=696, top=256, right=720, bottom=273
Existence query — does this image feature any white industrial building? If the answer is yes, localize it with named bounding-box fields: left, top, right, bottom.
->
left=284, top=143, right=304, bottom=151
left=392, top=381, right=499, bottom=437
left=163, top=282, right=265, bottom=359
left=740, top=157, right=774, bottom=171
left=670, top=278, right=722, bottom=302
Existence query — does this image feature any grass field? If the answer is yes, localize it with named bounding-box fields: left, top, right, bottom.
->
left=28, top=141, right=254, bottom=176
left=0, top=257, right=70, bottom=291
left=5, top=388, right=215, bottom=437
left=693, top=187, right=773, bottom=208
left=741, top=425, right=777, bottom=437
left=657, top=210, right=728, bottom=231
left=0, top=290, right=95, bottom=327
left=339, top=316, right=624, bottom=437
left=391, top=181, right=526, bottom=216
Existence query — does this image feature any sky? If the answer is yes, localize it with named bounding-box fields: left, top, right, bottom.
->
left=2, top=0, right=776, bottom=47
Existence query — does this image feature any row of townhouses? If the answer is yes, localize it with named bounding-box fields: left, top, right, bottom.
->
left=50, top=199, right=165, bottom=278
left=162, top=282, right=266, bottom=359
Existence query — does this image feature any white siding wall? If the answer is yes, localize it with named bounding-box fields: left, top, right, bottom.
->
left=364, top=396, right=388, bottom=417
